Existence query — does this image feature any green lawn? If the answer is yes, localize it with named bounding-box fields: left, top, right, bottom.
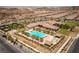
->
left=59, top=29, right=69, bottom=35
left=59, top=21, right=79, bottom=35
left=65, top=21, right=79, bottom=28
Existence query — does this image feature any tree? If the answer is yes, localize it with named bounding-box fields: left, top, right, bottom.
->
left=8, top=35, right=15, bottom=43
left=25, top=32, right=30, bottom=37
left=61, top=24, right=69, bottom=29
left=14, top=38, right=18, bottom=44
left=39, top=38, right=43, bottom=42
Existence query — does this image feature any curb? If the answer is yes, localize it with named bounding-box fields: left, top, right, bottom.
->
left=18, top=40, right=41, bottom=53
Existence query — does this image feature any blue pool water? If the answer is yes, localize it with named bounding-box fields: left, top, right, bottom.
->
left=29, top=31, right=46, bottom=38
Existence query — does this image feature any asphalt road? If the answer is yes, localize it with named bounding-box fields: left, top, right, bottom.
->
left=0, top=35, right=22, bottom=53
left=0, top=33, right=35, bottom=53
left=0, top=40, right=16, bottom=53
left=68, top=38, right=79, bottom=53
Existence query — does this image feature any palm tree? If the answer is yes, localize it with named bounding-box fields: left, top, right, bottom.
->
left=25, top=32, right=30, bottom=37
left=35, top=37, right=39, bottom=41
left=39, top=38, right=43, bottom=42
left=32, top=35, right=36, bottom=39
left=14, top=38, right=18, bottom=44
left=8, top=34, right=15, bottom=43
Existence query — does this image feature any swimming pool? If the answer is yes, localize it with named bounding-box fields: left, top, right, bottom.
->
left=29, top=31, right=46, bottom=38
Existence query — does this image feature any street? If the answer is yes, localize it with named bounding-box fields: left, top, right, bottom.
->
left=0, top=40, right=16, bottom=53
left=0, top=33, right=35, bottom=53
left=68, top=38, right=79, bottom=53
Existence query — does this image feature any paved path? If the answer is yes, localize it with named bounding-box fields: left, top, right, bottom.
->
left=57, top=37, right=71, bottom=53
